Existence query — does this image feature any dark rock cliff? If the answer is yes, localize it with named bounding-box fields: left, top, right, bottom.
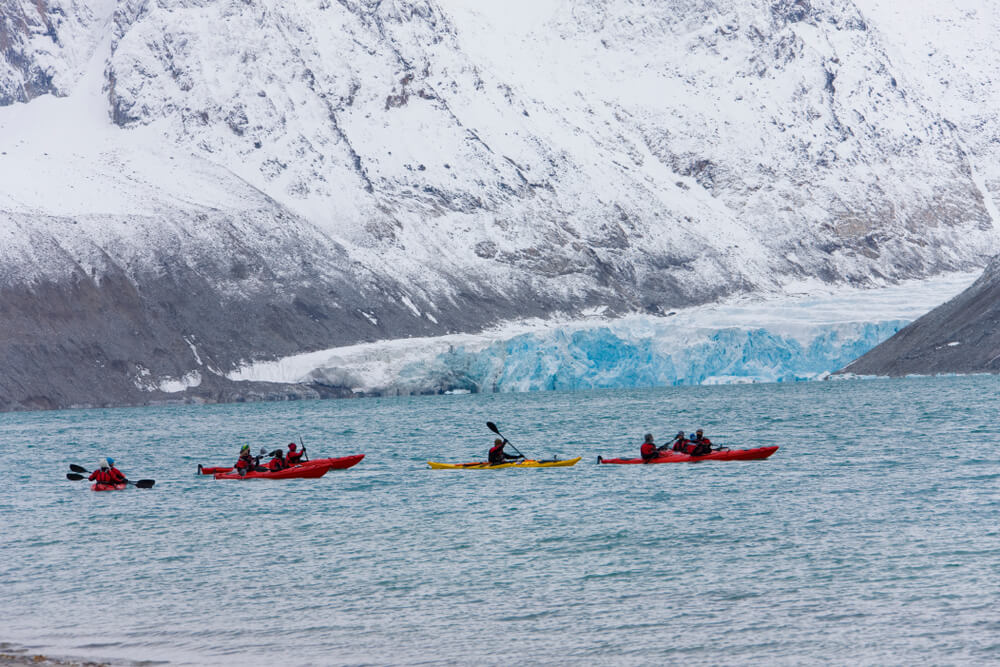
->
left=838, top=256, right=1000, bottom=377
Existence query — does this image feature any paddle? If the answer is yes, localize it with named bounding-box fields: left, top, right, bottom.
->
left=66, top=472, right=155, bottom=488
left=68, top=465, right=155, bottom=488
left=486, top=421, right=526, bottom=459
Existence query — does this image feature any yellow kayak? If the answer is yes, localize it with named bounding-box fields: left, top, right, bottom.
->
left=427, top=457, right=582, bottom=470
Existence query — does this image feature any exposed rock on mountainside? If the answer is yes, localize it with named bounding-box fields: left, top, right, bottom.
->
left=838, top=255, right=1000, bottom=376
left=0, top=0, right=998, bottom=409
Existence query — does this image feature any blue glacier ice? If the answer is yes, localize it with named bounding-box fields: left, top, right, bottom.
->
left=393, top=320, right=908, bottom=393
left=231, top=273, right=978, bottom=395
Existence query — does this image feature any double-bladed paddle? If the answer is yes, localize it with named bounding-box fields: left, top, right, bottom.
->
left=67, top=464, right=155, bottom=488
left=486, top=421, right=526, bottom=459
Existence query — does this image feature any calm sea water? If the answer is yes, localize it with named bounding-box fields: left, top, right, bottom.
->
left=2, top=376, right=999, bottom=665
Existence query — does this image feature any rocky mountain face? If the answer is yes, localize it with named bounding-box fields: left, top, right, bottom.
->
left=0, top=0, right=998, bottom=410
left=838, top=255, right=1000, bottom=376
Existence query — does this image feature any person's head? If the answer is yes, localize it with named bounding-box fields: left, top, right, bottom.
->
left=288, top=443, right=297, bottom=451
left=676, top=430, right=685, bottom=438
left=644, top=433, right=654, bottom=443
left=276, top=449, right=284, bottom=458
left=494, top=438, right=503, bottom=447
left=99, top=460, right=109, bottom=470
left=696, top=429, right=703, bottom=437
left=240, top=445, right=250, bottom=454
left=105, top=457, right=115, bottom=468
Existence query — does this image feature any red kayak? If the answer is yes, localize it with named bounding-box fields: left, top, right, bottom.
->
left=598, top=446, right=779, bottom=464
left=214, top=466, right=330, bottom=480
left=92, top=482, right=128, bottom=491
left=199, top=455, right=365, bottom=476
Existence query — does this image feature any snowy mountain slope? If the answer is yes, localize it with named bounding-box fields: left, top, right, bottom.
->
left=1, top=0, right=999, bottom=409
left=854, top=0, right=1000, bottom=222
left=0, top=0, right=111, bottom=104
left=102, top=0, right=997, bottom=289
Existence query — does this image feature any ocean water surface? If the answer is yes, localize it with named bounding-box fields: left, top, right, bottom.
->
left=2, top=376, right=999, bottom=665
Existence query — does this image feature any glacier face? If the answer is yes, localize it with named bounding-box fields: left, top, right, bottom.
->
left=230, top=273, right=978, bottom=395
left=1, top=0, right=1000, bottom=409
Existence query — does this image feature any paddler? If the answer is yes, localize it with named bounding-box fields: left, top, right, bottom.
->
left=105, top=458, right=127, bottom=483
left=88, top=460, right=114, bottom=484
left=235, top=445, right=256, bottom=476
left=286, top=443, right=304, bottom=465
left=640, top=433, right=659, bottom=462
left=266, top=449, right=288, bottom=471
left=488, top=438, right=522, bottom=465
left=670, top=430, right=689, bottom=452
left=690, top=429, right=713, bottom=456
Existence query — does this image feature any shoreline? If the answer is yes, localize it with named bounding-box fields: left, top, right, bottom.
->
left=0, top=642, right=136, bottom=667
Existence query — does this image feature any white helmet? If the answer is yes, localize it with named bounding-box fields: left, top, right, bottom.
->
left=99, top=460, right=109, bottom=469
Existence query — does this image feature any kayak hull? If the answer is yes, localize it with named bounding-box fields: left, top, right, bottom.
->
left=91, top=482, right=128, bottom=491
left=214, top=465, right=330, bottom=480
left=200, top=454, right=364, bottom=476
left=428, top=457, right=582, bottom=470
left=598, top=446, right=779, bottom=464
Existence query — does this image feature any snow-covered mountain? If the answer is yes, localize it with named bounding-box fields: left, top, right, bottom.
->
left=1, top=0, right=998, bottom=409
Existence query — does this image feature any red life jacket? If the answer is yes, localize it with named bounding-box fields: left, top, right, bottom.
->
left=108, top=467, right=126, bottom=482
left=488, top=445, right=505, bottom=465
left=266, top=457, right=286, bottom=471
left=673, top=439, right=688, bottom=452
left=287, top=450, right=304, bottom=465
left=640, top=442, right=657, bottom=459
left=89, top=469, right=112, bottom=483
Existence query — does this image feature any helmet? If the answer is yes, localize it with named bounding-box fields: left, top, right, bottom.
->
left=106, top=457, right=115, bottom=468
left=240, top=445, right=250, bottom=453
left=644, top=433, right=654, bottom=443
left=99, top=460, right=109, bottom=469
left=288, top=443, right=297, bottom=451
left=696, top=429, right=703, bottom=435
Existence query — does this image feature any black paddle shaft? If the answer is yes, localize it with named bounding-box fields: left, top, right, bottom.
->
left=486, top=422, right=526, bottom=458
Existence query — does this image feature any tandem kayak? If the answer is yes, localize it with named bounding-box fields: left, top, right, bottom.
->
left=199, top=455, right=365, bottom=476
left=91, top=482, right=128, bottom=491
left=598, top=446, right=779, bottom=464
left=427, top=457, right=582, bottom=470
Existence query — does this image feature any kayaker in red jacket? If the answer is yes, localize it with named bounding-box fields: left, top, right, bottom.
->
left=670, top=431, right=689, bottom=452
left=690, top=429, right=713, bottom=456
left=235, top=445, right=263, bottom=475
left=640, top=433, right=659, bottom=462
left=89, top=460, right=114, bottom=483
left=105, top=458, right=126, bottom=483
left=266, top=450, right=288, bottom=471
left=488, top=438, right=521, bottom=465
left=286, top=443, right=304, bottom=465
